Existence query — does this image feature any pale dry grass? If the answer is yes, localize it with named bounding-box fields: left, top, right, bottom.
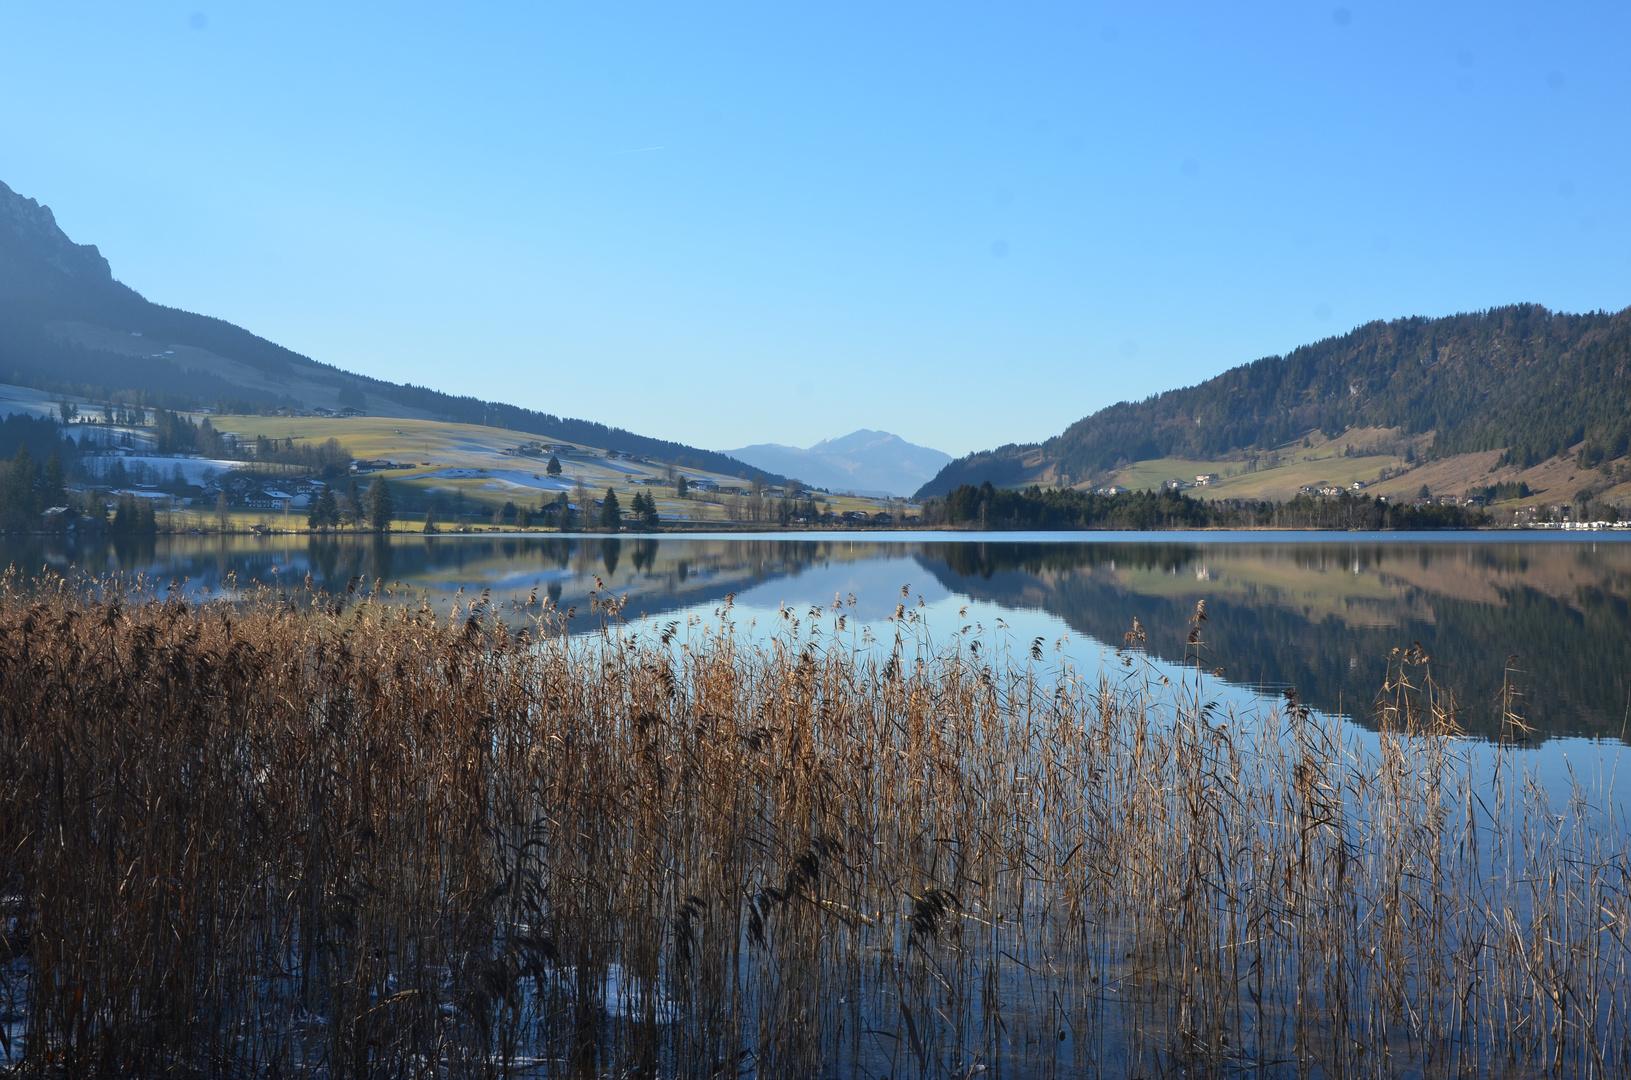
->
left=0, top=577, right=1626, bottom=1078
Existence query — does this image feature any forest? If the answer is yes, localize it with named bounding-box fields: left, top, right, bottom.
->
left=932, top=482, right=1487, bottom=531
left=921, top=304, right=1631, bottom=495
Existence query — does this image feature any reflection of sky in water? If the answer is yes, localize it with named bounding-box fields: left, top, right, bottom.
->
left=627, top=584, right=1628, bottom=826
left=612, top=542, right=1630, bottom=827
left=5, top=532, right=1628, bottom=762
left=3, top=527, right=1626, bottom=829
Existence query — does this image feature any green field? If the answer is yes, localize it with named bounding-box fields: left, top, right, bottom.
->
left=204, top=412, right=917, bottom=526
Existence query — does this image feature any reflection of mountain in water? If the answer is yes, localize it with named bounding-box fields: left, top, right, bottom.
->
left=0, top=533, right=890, bottom=631
left=912, top=541, right=1631, bottom=743
left=6, top=533, right=1627, bottom=743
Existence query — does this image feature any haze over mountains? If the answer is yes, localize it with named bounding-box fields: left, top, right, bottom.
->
left=725, top=430, right=951, bottom=497
left=0, top=179, right=780, bottom=482
left=917, top=304, right=1631, bottom=501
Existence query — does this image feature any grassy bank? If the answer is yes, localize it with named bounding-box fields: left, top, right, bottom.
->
left=0, top=580, right=1626, bottom=1077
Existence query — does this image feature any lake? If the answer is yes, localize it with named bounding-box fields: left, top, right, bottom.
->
left=7, top=529, right=1631, bottom=1076
left=5, top=529, right=1628, bottom=744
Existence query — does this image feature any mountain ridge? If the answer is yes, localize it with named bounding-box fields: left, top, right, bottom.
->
left=0, top=179, right=783, bottom=483
left=726, top=429, right=951, bottom=497
left=917, top=304, right=1631, bottom=499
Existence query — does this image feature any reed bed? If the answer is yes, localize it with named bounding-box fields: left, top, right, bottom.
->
left=0, top=574, right=1627, bottom=1078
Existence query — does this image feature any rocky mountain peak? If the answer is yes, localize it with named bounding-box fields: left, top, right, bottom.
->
left=0, top=179, right=115, bottom=283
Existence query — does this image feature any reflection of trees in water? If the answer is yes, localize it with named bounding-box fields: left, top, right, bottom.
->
left=931, top=540, right=1200, bottom=579
left=305, top=535, right=398, bottom=591
left=631, top=538, right=658, bottom=574
left=4, top=535, right=853, bottom=627
left=917, top=542, right=1631, bottom=743
left=110, top=533, right=158, bottom=568
left=370, top=534, right=393, bottom=583
left=14, top=533, right=1619, bottom=742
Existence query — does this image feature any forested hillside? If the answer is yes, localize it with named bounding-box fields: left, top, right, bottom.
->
left=0, top=180, right=778, bottom=481
left=919, top=304, right=1631, bottom=497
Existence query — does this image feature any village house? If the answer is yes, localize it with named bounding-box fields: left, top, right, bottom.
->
left=245, top=488, right=294, bottom=510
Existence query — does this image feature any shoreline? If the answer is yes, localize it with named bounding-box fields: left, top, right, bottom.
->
left=9, top=520, right=1630, bottom=539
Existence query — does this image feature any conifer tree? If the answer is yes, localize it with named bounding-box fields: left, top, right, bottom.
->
left=368, top=478, right=393, bottom=531
left=42, top=452, right=66, bottom=508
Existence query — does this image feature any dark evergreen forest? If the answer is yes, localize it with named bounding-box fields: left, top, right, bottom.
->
left=920, top=304, right=1631, bottom=496
left=934, top=483, right=1486, bottom=531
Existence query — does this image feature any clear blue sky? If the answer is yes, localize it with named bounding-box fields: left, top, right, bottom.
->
left=2, top=2, right=1626, bottom=457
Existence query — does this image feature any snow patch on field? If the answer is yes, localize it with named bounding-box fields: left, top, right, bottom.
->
left=82, top=456, right=244, bottom=486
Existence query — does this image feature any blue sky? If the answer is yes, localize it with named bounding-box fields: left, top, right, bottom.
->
left=2, top=2, right=1626, bottom=457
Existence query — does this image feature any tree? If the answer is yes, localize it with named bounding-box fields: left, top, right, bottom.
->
left=422, top=508, right=440, bottom=534
left=572, top=480, right=590, bottom=530
left=345, top=479, right=362, bottom=525
left=310, top=487, right=340, bottom=530
left=42, top=452, right=66, bottom=508
left=546, top=454, right=562, bottom=476
left=10, top=446, right=34, bottom=505
left=112, top=493, right=135, bottom=535
left=629, top=491, right=659, bottom=529
left=600, top=487, right=622, bottom=532
left=216, top=491, right=231, bottom=532
left=675, top=475, right=689, bottom=499
left=368, top=478, right=393, bottom=531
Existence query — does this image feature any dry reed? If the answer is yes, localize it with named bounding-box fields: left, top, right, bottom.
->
left=0, top=573, right=1627, bottom=1078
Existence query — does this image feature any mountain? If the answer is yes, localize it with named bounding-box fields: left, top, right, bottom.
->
left=0, top=179, right=781, bottom=482
left=917, top=304, right=1631, bottom=498
left=726, top=429, right=952, bottom=497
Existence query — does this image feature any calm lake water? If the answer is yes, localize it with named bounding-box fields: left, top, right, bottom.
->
left=6, top=529, right=1631, bottom=1075
left=7, top=529, right=1630, bottom=746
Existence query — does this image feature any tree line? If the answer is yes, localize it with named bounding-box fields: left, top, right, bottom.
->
left=307, top=477, right=394, bottom=531
left=930, top=483, right=1488, bottom=531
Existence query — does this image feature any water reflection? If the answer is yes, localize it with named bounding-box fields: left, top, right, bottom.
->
left=5, top=531, right=1628, bottom=742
